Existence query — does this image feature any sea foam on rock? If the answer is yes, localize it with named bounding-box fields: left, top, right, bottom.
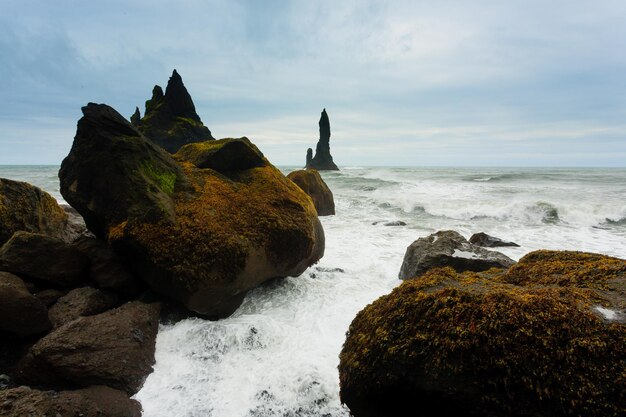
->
left=339, top=250, right=626, bottom=417
left=287, top=169, right=335, bottom=216
left=59, top=103, right=324, bottom=317
left=398, top=230, right=515, bottom=280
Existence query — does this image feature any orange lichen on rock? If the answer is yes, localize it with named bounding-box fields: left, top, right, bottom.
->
left=286, top=169, right=335, bottom=216
left=339, top=251, right=626, bottom=417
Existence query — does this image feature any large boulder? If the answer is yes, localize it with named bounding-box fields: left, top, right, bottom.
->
left=59, top=103, right=324, bottom=318
left=135, top=69, right=214, bottom=153
left=17, top=301, right=159, bottom=395
left=0, top=231, right=89, bottom=288
left=339, top=251, right=626, bottom=417
left=0, top=385, right=141, bottom=417
left=48, top=286, right=119, bottom=328
left=305, top=108, right=339, bottom=170
left=287, top=169, right=335, bottom=216
left=469, top=232, right=519, bottom=248
left=0, top=272, right=51, bottom=337
left=174, top=136, right=265, bottom=173
left=398, top=230, right=515, bottom=280
left=0, top=178, right=69, bottom=245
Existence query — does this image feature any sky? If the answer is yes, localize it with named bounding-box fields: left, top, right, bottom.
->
left=1, top=0, right=625, bottom=166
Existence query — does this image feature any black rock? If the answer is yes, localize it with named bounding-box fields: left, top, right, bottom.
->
left=136, top=70, right=214, bottom=153
left=469, top=232, right=520, bottom=248
left=306, top=109, right=339, bottom=170
left=130, top=107, right=140, bottom=126
left=399, top=230, right=515, bottom=280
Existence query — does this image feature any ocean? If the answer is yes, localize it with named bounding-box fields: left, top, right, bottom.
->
left=1, top=165, right=625, bottom=416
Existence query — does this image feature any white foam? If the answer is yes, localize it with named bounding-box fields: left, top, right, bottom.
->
left=595, top=306, right=618, bottom=320
left=452, top=249, right=479, bottom=259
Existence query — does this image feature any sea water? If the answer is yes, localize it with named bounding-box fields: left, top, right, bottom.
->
left=2, top=166, right=625, bottom=416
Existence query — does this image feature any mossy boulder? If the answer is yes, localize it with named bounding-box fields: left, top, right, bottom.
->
left=135, top=70, right=214, bottom=153
left=339, top=251, right=626, bottom=417
left=60, top=103, right=324, bottom=317
left=287, top=169, right=335, bottom=216
left=0, top=178, right=69, bottom=246
left=175, top=137, right=265, bottom=173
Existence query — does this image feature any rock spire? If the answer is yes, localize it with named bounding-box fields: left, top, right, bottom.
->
left=306, top=109, right=339, bottom=170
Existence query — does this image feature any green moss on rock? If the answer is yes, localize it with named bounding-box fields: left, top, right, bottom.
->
left=339, top=252, right=626, bottom=417
left=286, top=169, right=335, bottom=216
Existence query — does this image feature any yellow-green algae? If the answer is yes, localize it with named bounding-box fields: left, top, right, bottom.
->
left=339, top=256, right=626, bottom=417
left=108, top=161, right=318, bottom=294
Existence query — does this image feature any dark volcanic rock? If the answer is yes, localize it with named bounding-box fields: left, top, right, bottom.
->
left=130, top=106, right=141, bottom=126
left=175, top=137, right=266, bottom=174
left=306, top=109, right=339, bottom=171
left=72, top=236, right=143, bottom=297
left=48, top=287, right=119, bottom=328
left=0, top=178, right=69, bottom=246
left=287, top=169, right=335, bottom=216
left=17, top=301, right=159, bottom=395
left=0, top=232, right=89, bottom=288
left=398, top=230, right=515, bottom=280
left=339, top=252, right=626, bottom=417
left=136, top=69, right=214, bottom=153
left=469, top=232, right=519, bottom=248
left=0, top=272, right=51, bottom=337
left=306, top=147, right=313, bottom=166
left=34, top=289, right=66, bottom=307
left=59, top=103, right=186, bottom=239
left=0, top=385, right=142, bottom=417
left=59, top=102, right=324, bottom=317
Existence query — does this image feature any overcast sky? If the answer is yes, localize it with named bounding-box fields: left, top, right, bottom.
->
left=1, top=0, right=625, bottom=166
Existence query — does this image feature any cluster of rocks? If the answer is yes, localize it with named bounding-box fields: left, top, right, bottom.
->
left=1, top=70, right=326, bottom=415
left=339, top=230, right=626, bottom=417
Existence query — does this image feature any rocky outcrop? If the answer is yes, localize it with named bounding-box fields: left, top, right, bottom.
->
left=0, top=232, right=89, bottom=288
left=0, top=385, right=142, bottom=417
left=0, top=272, right=51, bottom=337
left=287, top=169, right=335, bottom=216
left=469, top=232, right=519, bottom=247
left=17, top=301, right=159, bottom=395
left=339, top=251, right=626, bottom=417
left=59, top=103, right=324, bottom=317
left=48, top=287, right=119, bottom=328
left=135, top=70, right=214, bottom=153
left=305, top=109, right=339, bottom=170
left=0, top=178, right=69, bottom=245
left=398, top=230, right=515, bottom=280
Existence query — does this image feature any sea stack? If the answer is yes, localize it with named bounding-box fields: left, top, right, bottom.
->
left=134, top=70, right=214, bottom=153
left=306, top=109, right=339, bottom=170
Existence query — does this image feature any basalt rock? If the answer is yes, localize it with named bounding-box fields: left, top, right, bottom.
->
left=135, top=70, right=214, bottom=153
left=48, top=287, right=119, bottom=328
left=0, top=178, right=69, bottom=245
left=130, top=106, right=141, bottom=126
left=0, top=232, right=90, bottom=288
left=469, top=232, right=519, bottom=248
left=0, top=272, right=51, bottom=337
left=59, top=103, right=324, bottom=317
left=0, top=385, right=142, bottom=417
left=287, top=169, right=335, bottom=216
left=17, top=301, right=159, bottom=395
left=398, top=230, right=515, bottom=280
left=339, top=251, right=626, bottom=417
left=306, top=109, right=339, bottom=170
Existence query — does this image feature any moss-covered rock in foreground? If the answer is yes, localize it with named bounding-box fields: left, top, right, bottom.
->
left=339, top=251, right=626, bottom=417
left=0, top=178, right=68, bottom=246
left=60, top=103, right=324, bottom=317
left=287, top=169, right=335, bottom=216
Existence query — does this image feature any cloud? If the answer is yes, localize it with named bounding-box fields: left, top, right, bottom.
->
left=1, top=0, right=625, bottom=166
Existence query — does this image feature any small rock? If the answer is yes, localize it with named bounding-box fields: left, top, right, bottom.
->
left=469, top=232, right=519, bottom=248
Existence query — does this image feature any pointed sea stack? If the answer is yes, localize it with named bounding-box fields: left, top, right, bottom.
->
left=135, top=70, right=214, bottom=153
left=306, top=109, right=339, bottom=170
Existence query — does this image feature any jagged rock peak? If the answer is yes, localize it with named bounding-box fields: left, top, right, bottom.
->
left=135, top=70, right=214, bottom=153
left=130, top=107, right=140, bottom=126
left=306, top=108, right=339, bottom=171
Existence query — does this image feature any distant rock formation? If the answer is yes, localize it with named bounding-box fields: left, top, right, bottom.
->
left=306, top=109, right=339, bottom=170
left=134, top=70, right=214, bottom=153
